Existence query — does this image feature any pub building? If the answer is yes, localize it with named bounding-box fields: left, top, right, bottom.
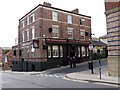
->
left=12, top=2, right=91, bottom=71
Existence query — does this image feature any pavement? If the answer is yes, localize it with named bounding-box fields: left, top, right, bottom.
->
left=64, top=66, right=120, bottom=86
left=3, top=59, right=120, bottom=87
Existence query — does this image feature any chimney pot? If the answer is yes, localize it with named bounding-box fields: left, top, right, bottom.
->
left=71, top=8, right=79, bottom=14
left=43, top=2, right=51, bottom=7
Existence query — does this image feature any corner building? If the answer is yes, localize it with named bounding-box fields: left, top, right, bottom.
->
left=12, top=2, right=91, bottom=71
left=105, top=0, right=120, bottom=77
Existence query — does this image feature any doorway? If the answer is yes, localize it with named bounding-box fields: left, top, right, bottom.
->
left=31, top=64, right=35, bottom=71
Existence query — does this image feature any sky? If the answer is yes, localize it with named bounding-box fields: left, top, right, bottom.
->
left=0, top=0, right=107, bottom=47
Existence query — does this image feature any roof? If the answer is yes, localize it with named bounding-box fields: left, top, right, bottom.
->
left=0, top=47, right=12, bottom=50
left=92, top=41, right=107, bottom=46
left=4, top=50, right=12, bottom=57
left=99, top=34, right=107, bottom=39
left=19, top=3, right=91, bottom=21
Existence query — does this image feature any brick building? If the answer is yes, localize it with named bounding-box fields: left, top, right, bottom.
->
left=105, top=0, right=120, bottom=77
left=12, top=2, right=91, bottom=71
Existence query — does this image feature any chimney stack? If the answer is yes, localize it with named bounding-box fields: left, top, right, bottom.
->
left=43, top=2, right=51, bottom=7
left=71, top=8, right=79, bottom=14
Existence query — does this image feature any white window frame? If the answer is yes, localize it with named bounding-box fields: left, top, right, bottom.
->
left=27, top=17, right=29, bottom=25
left=67, top=15, right=72, bottom=24
left=31, top=26, right=35, bottom=39
left=26, top=29, right=29, bottom=41
left=52, top=46, right=59, bottom=57
left=80, top=29, right=85, bottom=40
left=52, top=25, right=59, bottom=38
left=52, top=11, right=58, bottom=21
left=48, top=46, right=51, bottom=58
left=22, top=31, right=25, bottom=42
left=31, top=45, right=35, bottom=58
left=60, top=46, right=63, bottom=57
left=21, top=20, right=25, bottom=28
left=68, top=27, right=73, bottom=39
left=81, top=46, right=86, bottom=57
left=30, top=13, right=35, bottom=23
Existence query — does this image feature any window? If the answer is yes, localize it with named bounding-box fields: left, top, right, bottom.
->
left=80, top=29, right=85, bottom=36
left=67, top=15, right=72, bottom=24
left=87, top=48, right=89, bottom=56
left=52, top=26, right=59, bottom=38
left=21, top=21, right=24, bottom=28
left=81, top=46, right=86, bottom=57
left=60, top=46, right=63, bottom=57
left=52, top=11, right=58, bottom=21
left=80, top=29, right=85, bottom=40
left=27, top=17, right=29, bottom=25
left=78, top=47, right=81, bottom=57
left=30, top=14, right=35, bottom=23
left=48, top=46, right=51, bottom=58
left=22, top=31, right=25, bottom=42
left=26, top=29, right=29, bottom=41
left=68, top=28, right=73, bottom=39
left=52, top=46, right=59, bottom=57
left=27, top=48, right=29, bottom=57
left=31, top=26, right=35, bottom=39
left=80, top=18, right=85, bottom=25
left=31, top=45, right=35, bottom=58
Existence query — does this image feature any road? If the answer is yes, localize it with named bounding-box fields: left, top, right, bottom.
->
left=1, top=59, right=118, bottom=88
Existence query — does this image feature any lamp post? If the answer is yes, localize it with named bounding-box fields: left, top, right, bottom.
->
left=97, top=47, right=101, bottom=79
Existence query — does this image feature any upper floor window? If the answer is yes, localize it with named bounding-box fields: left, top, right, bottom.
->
left=80, top=18, right=85, bottom=25
left=52, top=25, right=59, bottom=38
left=22, top=31, right=25, bottom=42
left=52, top=11, right=58, bottom=21
left=68, top=27, right=73, bottom=39
left=21, top=21, right=25, bottom=28
left=31, top=26, right=35, bottom=39
left=30, top=13, right=35, bottom=23
left=80, top=29, right=85, bottom=40
left=26, top=29, right=29, bottom=41
left=67, top=15, right=72, bottom=24
left=27, top=17, right=29, bottom=25
left=80, top=29, right=85, bottom=36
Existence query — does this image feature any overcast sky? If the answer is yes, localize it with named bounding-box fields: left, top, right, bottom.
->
left=0, top=0, right=106, bottom=47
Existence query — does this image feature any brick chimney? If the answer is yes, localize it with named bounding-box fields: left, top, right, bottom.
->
left=71, top=8, right=79, bottom=14
left=43, top=2, right=51, bottom=7
left=104, top=0, right=120, bottom=10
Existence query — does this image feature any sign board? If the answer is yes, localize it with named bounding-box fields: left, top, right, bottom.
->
left=89, top=44, right=93, bottom=50
left=33, top=39, right=39, bottom=48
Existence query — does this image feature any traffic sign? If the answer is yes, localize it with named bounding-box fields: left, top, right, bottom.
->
left=89, top=44, right=93, bottom=50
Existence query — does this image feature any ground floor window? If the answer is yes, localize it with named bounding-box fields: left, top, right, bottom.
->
left=52, top=46, right=59, bottom=57
left=78, top=46, right=81, bottom=57
left=87, top=47, right=89, bottom=56
left=48, top=46, right=51, bottom=58
left=81, top=46, right=86, bottom=57
left=60, top=46, right=63, bottom=57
